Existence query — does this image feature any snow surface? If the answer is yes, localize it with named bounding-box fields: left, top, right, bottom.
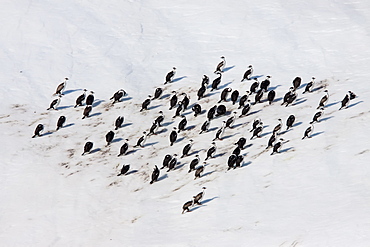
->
left=1, top=0, right=370, bottom=246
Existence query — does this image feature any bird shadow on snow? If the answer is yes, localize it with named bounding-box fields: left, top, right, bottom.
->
left=121, top=123, right=133, bottom=128
left=201, top=170, right=215, bottom=178
left=90, top=148, right=101, bottom=154
left=347, top=100, right=363, bottom=109
left=172, top=76, right=187, bottom=83
left=120, top=97, right=133, bottom=102
left=162, top=121, right=174, bottom=127
left=41, top=131, right=54, bottom=137
left=325, top=101, right=340, bottom=108
left=191, top=196, right=219, bottom=212
left=241, top=161, right=252, bottom=168
left=279, top=147, right=294, bottom=154
left=188, top=150, right=201, bottom=156
left=148, top=104, right=161, bottom=110
left=223, top=65, right=235, bottom=72
left=126, top=149, right=138, bottom=155
left=63, top=89, right=81, bottom=95
left=293, top=98, right=307, bottom=106
left=111, top=138, right=124, bottom=144
left=214, top=152, right=227, bottom=159
left=93, top=100, right=105, bottom=107
left=145, top=141, right=159, bottom=147
left=250, top=75, right=264, bottom=80
left=157, top=174, right=168, bottom=182
left=125, top=170, right=139, bottom=176
left=222, top=133, right=238, bottom=140
left=63, top=123, right=75, bottom=128
left=218, top=81, right=233, bottom=90
left=269, top=85, right=282, bottom=91
left=90, top=112, right=102, bottom=117
left=160, top=93, right=171, bottom=99
left=208, top=127, right=218, bottom=132
left=311, top=131, right=324, bottom=138
left=58, top=105, right=74, bottom=110
left=320, top=116, right=334, bottom=122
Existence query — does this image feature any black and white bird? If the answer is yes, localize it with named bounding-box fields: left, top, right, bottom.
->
left=117, top=164, right=130, bottom=176
left=250, top=121, right=263, bottom=140
left=150, top=165, right=160, bottom=184
left=205, top=142, right=217, bottom=160
left=227, top=154, right=237, bottom=170
left=213, top=121, right=226, bottom=141
left=230, top=90, right=239, bottom=105
left=181, top=93, right=190, bottom=110
left=225, top=112, right=237, bottom=128
left=86, top=91, right=94, bottom=106
left=201, top=74, right=209, bottom=86
left=215, top=56, right=226, bottom=73
left=239, top=100, right=251, bottom=118
left=272, top=118, right=283, bottom=135
left=254, top=89, right=264, bottom=104
left=235, top=137, right=247, bottom=150
left=193, top=187, right=206, bottom=205
left=153, top=87, right=163, bottom=100
left=199, top=120, right=210, bottom=134
left=167, top=154, right=178, bottom=172
left=349, top=91, right=356, bottom=100
left=211, top=72, right=222, bottom=91
left=134, top=132, right=147, bottom=148
left=238, top=92, right=250, bottom=109
left=178, top=116, right=187, bottom=133
left=303, top=77, right=316, bottom=94
left=310, top=108, right=324, bottom=124
left=241, top=65, right=253, bottom=81
left=188, top=155, right=200, bottom=173
left=317, top=90, right=329, bottom=109
left=173, top=101, right=184, bottom=118
left=266, top=133, right=276, bottom=149
left=250, top=118, right=262, bottom=133
left=218, top=87, right=232, bottom=103
left=192, top=103, right=202, bottom=117
left=105, top=131, right=115, bottom=146
left=148, top=121, right=159, bottom=136
left=155, top=111, right=165, bottom=127
left=292, top=77, right=302, bottom=91
left=250, top=79, right=260, bottom=94
left=281, top=87, right=295, bottom=106
left=115, top=116, right=124, bottom=130
left=169, top=127, right=178, bottom=146
left=47, top=95, right=62, bottom=110
left=232, top=146, right=241, bottom=156
left=267, top=90, right=276, bottom=105
left=32, top=124, right=44, bottom=138
left=181, top=139, right=193, bottom=158
left=140, top=95, right=152, bottom=112
left=165, top=67, right=176, bottom=84
left=182, top=200, right=193, bottom=214
left=82, top=105, right=92, bottom=119
left=302, top=124, right=314, bottom=140
left=235, top=155, right=243, bottom=168
left=271, top=138, right=285, bottom=155
left=56, top=116, right=66, bottom=131
left=169, top=91, right=178, bottom=110
left=74, top=89, right=87, bottom=108
left=194, top=163, right=205, bottom=179
left=339, top=93, right=350, bottom=110
left=216, top=104, right=227, bottom=117
left=260, top=76, right=271, bottom=92
left=286, top=114, right=296, bottom=130
left=118, top=139, right=129, bottom=157
left=285, top=90, right=297, bottom=107
left=207, top=105, right=217, bottom=121
left=54, top=78, right=68, bottom=95
left=161, top=154, right=172, bottom=169
left=110, top=89, right=127, bottom=104
left=197, top=83, right=207, bottom=100
left=82, top=141, right=93, bottom=155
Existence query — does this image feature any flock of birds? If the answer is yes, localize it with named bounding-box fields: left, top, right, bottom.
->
left=31, top=56, right=357, bottom=213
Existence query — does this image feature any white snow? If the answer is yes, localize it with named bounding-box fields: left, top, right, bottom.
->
left=1, top=0, right=370, bottom=246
